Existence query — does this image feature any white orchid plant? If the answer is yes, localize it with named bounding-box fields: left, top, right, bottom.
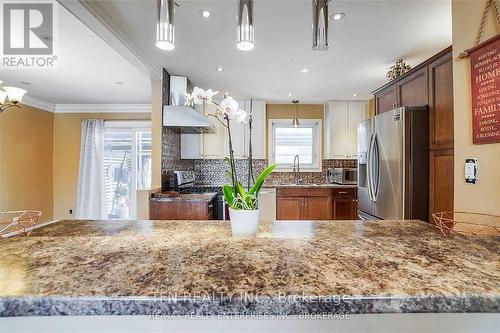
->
left=185, top=87, right=276, bottom=211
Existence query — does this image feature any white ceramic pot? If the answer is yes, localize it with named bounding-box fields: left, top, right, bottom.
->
left=229, top=208, right=261, bottom=238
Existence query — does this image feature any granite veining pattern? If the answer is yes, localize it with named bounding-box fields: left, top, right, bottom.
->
left=1, top=220, right=499, bottom=316
left=150, top=192, right=217, bottom=202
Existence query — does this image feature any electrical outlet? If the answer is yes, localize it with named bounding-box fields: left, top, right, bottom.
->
left=69, top=209, right=73, bottom=215
left=465, top=158, right=478, bottom=184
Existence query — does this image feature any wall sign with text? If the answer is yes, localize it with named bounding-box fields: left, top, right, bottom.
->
left=470, top=35, right=500, bottom=145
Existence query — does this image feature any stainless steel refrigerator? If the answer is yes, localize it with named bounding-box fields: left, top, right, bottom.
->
left=357, top=106, right=429, bottom=221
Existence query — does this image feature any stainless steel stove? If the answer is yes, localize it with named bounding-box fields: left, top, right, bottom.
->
left=173, top=171, right=225, bottom=219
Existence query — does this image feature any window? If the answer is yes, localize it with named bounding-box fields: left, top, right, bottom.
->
left=103, top=121, right=151, bottom=219
left=269, top=120, right=322, bottom=171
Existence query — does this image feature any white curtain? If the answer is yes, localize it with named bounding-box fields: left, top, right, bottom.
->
left=76, top=119, right=107, bottom=219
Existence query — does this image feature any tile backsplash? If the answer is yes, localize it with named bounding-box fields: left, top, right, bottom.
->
left=193, top=159, right=356, bottom=186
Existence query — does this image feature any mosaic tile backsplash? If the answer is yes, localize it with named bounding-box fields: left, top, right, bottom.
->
left=192, top=159, right=357, bottom=186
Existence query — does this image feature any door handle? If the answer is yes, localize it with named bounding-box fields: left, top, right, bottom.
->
left=367, top=133, right=374, bottom=202
left=372, top=134, right=380, bottom=201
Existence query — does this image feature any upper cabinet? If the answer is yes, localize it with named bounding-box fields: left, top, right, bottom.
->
left=372, top=46, right=454, bottom=221
left=182, top=99, right=266, bottom=160
left=225, top=99, right=266, bottom=159
left=181, top=103, right=226, bottom=159
left=324, top=101, right=367, bottom=159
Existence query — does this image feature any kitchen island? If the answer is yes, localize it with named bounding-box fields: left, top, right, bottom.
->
left=1, top=219, right=499, bottom=317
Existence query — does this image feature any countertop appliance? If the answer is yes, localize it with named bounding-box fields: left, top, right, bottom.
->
left=173, top=171, right=225, bottom=220
left=357, top=106, right=429, bottom=221
left=163, top=76, right=216, bottom=134
left=327, top=167, right=357, bottom=185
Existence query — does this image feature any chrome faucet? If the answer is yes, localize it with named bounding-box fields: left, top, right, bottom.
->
left=293, top=154, right=302, bottom=184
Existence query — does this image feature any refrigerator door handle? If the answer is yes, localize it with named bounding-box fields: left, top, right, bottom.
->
left=367, top=133, right=374, bottom=202
left=372, top=133, right=380, bottom=201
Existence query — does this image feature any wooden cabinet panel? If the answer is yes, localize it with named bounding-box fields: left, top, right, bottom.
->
left=429, top=149, right=454, bottom=222
left=376, top=86, right=397, bottom=114
left=303, top=197, right=332, bottom=220
left=276, top=197, right=303, bottom=220
left=398, top=67, right=428, bottom=108
left=429, top=53, right=454, bottom=150
left=333, top=199, right=357, bottom=220
left=332, top=187, right=356, bottom=198
left=150, top=200, right=212, bottom=220
left=277, top=188, right=331, bottom=197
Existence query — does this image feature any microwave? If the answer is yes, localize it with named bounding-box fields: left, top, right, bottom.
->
left=327, top=168, right=357, bottom=185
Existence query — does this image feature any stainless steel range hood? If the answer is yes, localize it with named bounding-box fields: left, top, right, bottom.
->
left=163, top=76, right=216, bottom=134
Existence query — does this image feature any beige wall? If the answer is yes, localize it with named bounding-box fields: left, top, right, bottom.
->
left=151, top=79, right=162, bottom=189
left=452, top=0, right=500, bottom=215
left=266, top=104, right=324, bottom=158
left=0, top=104, right=54, bottom=222
left=53, top=112, right=150, bottom=220
left=266, top=104, right=324, bottom=120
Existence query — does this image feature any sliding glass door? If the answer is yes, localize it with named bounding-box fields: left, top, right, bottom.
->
left=103, top=121, right=151, bottom=219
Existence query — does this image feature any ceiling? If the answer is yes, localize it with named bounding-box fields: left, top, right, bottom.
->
left=83, top=0, right=452, bottom=103
left=0, top=2, right=151, bottom=105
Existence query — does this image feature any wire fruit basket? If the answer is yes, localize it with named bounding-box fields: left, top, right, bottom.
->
left=432, top=211, right=500, bottom=237
left=0, top=211, right=42, bottom=237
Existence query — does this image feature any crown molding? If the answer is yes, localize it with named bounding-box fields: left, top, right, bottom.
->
left=54, top=104, right=151, bottom=114
left=22, top=96, right=56, bottom=113
left=57, top=0, right=161, bottom=79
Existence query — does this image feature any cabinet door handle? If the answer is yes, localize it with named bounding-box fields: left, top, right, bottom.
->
left=338, top=191, right=348, bottom=194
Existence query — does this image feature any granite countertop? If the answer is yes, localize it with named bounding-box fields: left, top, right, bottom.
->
left=151, top=192, right=217, bottom=202
left=1, top=219, right=499, bottom=317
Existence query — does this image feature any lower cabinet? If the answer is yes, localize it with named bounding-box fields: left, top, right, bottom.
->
left=276, top=187, right=357, bottom=220
left=150, top=199, right=214, bottom=220
left=332, top=199, right=357, bottom=220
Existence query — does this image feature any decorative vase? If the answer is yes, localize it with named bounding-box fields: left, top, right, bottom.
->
left=229, top=208, right=261, bottom=238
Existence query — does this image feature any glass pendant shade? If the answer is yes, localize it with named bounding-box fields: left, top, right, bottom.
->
left=237, top=0, right=255, bottom=51
left=0, top=90, right=7, bottom=104
left=156, top=0, right=175, bottom=51
left=2, top=86, right=27, bottom=103
left=292, top=117, right=300, bottom=128
left=312, top=0, right=329, bottom=51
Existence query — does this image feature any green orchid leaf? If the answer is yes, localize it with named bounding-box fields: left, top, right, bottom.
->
left=249, top=164, right=277, bottom=196
left=222, top=185, right=235, bottom=206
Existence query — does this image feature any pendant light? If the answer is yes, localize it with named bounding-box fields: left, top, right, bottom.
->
left=156, top=0, right=175, bottom=51
left=312, top=0, right=329, bottom=51
left=237, top=0, right=255, bottom=51
left=292, top=100, right=300, bottom=128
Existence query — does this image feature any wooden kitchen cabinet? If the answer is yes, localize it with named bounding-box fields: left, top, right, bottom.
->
left=375, top=85, right=398, bottom=114
left=150, top=199, right=214, bottom=220
left=276, top=197, right=303, bottom=220
left=373, top=46, right=454, bottom=222
left=324, top=101, right=367, bottom=159
left=332, top=187, right=357, bottom=220
left=276, top=187, right=356, bottom=220
left=303, top=197, right=332, bottom=220
left=333, top=199, right=357, bottom=220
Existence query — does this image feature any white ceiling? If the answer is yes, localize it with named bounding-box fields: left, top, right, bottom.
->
left=83, top=0, right=452, bottom=103
left=1, top=2, right=151, bottom=105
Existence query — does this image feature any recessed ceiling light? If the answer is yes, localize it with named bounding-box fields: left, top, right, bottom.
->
left=21, top=81, right=31, bottom=85
left=352, top=94, right=358, bottom=97
left=216, top=67, right=224, bottom=72
left=300, top=68, right=309, bottom=74
left=332, top=13, right=345, bottom=21
left=200, top=10, right=211, bottom=18
left=288, top=92, right=293, bottom=97
left=115, top=81, right=124, bottom=85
